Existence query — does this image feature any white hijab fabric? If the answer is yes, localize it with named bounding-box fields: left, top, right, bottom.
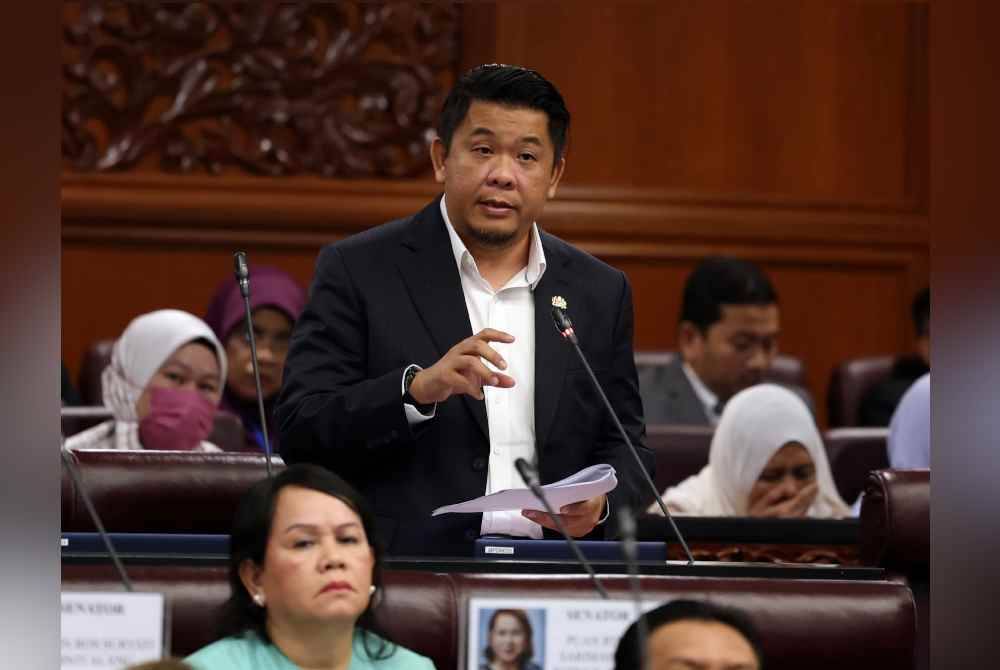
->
left=655, top=384, right=849, bottom=518
left=82, top=309, right=227, bottom=451
left=888, top=373, right=930, bottom=469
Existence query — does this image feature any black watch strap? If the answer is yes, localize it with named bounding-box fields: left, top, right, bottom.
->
left=403, top=366, right=433, bottom=413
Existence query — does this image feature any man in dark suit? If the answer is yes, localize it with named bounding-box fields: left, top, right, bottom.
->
left=275, top=65, right=652, bottom=557
left=638, top=257, right=787, bottom=426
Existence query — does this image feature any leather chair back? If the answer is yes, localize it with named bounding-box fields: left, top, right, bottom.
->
left=828, top=355, right=895, bottom=427
left=860, top=468, right=929, bottom=670
left=824, top=428, right=890, bottom=505
left=77, top=339, right=115, bottom=406
left=61, top=450, right=282, bottom=533
left=62, top=565, right=916, bottom=670
left=860, top=469, right=929, bottom=577
left=646, top=424, right=714, bottom=496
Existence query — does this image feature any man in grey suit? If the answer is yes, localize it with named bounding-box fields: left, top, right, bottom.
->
left=639, top=257, right=783, bottom=426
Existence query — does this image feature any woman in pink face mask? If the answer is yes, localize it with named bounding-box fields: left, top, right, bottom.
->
left=65, top=309, right=228, bottom=452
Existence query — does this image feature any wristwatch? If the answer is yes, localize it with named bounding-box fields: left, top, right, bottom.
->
left=402, top=365, right=434, bottom=413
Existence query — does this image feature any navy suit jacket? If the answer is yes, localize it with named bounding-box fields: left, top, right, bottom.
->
left=275, top=197, right=653, bottom=556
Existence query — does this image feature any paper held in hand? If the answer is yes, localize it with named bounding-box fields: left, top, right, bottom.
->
left=431, top=464, right=617, bottom=516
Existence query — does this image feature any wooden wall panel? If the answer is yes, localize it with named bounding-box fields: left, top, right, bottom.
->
left=481, top=1, right=926, bottom=209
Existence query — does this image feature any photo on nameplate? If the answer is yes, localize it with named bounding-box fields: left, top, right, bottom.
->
left=469, top=597, right=658, bottom=670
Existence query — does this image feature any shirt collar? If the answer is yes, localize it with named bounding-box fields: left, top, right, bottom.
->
left=439, top=195, right=546, bottom=290
left=681, top=361, right=721, bottom=424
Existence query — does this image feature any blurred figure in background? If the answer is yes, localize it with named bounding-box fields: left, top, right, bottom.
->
left=204, top=266, right=306, bottom=452
left=615, top=599, right=763, bottom=670
left=64, top=310, right=226, bottom=452
left=888, top=372, right=930, bottom=469
left=61, top=361, right=81, bottom=406
left=639, top=256, right=795, bottom=426
left=859, top=287, right=930, bottom=426
left=651, top=384, right=849, bottom=518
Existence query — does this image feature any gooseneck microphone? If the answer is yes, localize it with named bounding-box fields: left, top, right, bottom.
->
left=233, top=251, right=274, bottom=478
left=61, top=443, right=133, bottom=592
left=551, top=300, right=695, bottom=565
left=618, top=506, right=649, bottom=670
left=515, top=457, right=609, bottom=600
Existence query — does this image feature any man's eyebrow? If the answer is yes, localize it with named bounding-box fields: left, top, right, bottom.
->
left=467, top=128, right=545, bottom=147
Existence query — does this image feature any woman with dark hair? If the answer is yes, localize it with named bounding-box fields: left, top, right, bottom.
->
left=480, top=610, right=541, bottom=670
left=185, top=464, right=434, bottom=669
left=203, top=266, right=306, bottom=452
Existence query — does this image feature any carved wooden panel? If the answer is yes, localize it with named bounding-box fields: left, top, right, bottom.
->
left=667, top=542, right=861, bottom=566
left=62, top=2, right=459, bottom=177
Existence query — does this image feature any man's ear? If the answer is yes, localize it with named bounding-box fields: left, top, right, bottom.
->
left=429, top=137, right=447, bottom=184
left=238, top=558, right=264, bottom=598
left=677, top=321, right=704, bottom=361
left=546, top=156, right=566, bottom=199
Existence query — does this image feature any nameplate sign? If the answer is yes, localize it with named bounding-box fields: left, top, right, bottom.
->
left=468, top=596, right=658, bottom=670
left=61, top=591, right=167, bottom=669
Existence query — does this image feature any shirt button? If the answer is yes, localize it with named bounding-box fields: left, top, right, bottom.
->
left=472, top=457, right=487, bottom=472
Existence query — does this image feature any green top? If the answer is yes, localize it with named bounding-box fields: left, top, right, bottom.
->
left=185, top=630, right=436, bottom=670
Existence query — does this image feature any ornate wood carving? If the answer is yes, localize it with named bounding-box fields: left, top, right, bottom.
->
left=62, top=2, right=459, bottom=177
left=667, top=542, right=862, bottom=566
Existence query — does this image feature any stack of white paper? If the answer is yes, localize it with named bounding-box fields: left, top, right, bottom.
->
left=431, top=464, right=617, bottom=516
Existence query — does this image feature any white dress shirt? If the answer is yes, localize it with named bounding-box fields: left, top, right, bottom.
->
left=432, top=196, right=547, bottom=539
left=681, top=362, right=722, bottom=426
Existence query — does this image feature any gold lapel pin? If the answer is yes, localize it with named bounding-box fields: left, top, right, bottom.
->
left=551, top=295, right=568, bottom=310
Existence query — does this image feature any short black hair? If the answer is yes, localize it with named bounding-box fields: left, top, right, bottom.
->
left=217, top=464, right=394, bottom=661
left=436, top=63, right=570, bottom=164
left=911, top=287, right=929, bottom=337
left=614, top=599, right=764, bottom=670
left=680, top=256, right=778, bottom=332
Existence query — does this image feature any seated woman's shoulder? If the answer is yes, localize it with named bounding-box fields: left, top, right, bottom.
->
left=357, top=632, right=436, bottom=669
left=184, top=635, right=275, bottom=670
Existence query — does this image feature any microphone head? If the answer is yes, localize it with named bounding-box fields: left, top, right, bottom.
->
left=550, top=296, right=573, bottom=334
left=514, top=458, right=539, bottom=488
left=233, top=251, right=250, bottom=297
left=233, top=251, right=249, bottom=280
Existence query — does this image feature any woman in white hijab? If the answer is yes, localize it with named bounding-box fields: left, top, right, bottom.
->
left=65, top=309, right=227, bottom=452
left=650, top=384, right=849, bottom=518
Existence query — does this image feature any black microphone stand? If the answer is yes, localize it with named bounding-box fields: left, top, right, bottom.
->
left=515, top=458, right=609, bottom=600
left=61, top=445, right=133, bottom=592
left=552, top=304, right=695, bottom=565
left=234, top=251, right=274, bottom=478
left=618, top=506, right=649, bottom=670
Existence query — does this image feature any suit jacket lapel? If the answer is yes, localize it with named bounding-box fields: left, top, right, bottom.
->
left=396, top=199, right=489, bottom=439
left=534, top=232, right=573, bottom=451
